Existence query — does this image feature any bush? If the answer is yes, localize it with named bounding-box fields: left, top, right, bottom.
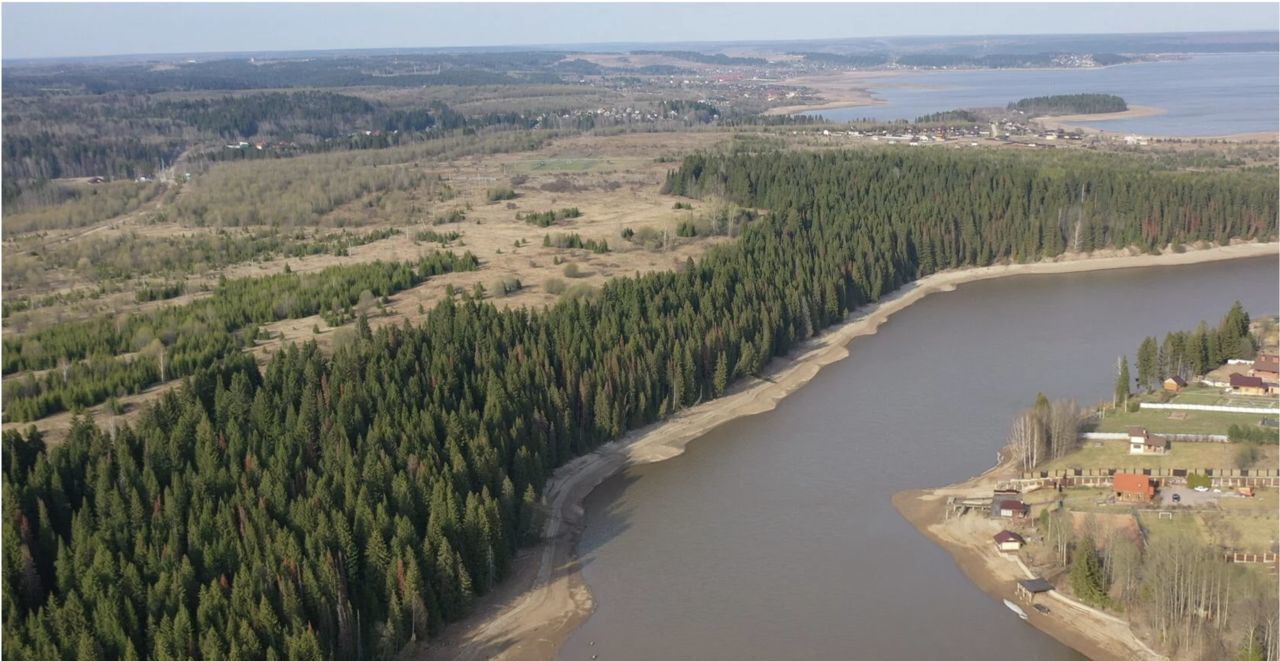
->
left=543, top=278, right=566, bottom=295
left=493, top=277, right=522, bottom=296
left=486, top=187, right=517, bottom=202
left=563, top=283, right=597, bottom=301
left=1229, top=423, right=1280, bottom=444
left=1235, top=443, right=1261, bottom=469
left=432, top=209, right=466, bottom=225
left=563, top=263, right=583, bottom=278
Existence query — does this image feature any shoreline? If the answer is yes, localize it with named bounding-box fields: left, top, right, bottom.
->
left=1035, top=104, right=1166, bottom=134
left=423, top=240, right=1278, bottom=661
left=891, top=466, right=1167, bottom=661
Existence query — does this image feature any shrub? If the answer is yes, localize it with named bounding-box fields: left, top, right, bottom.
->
left=544, top=277, right=566, bottom=294
left=563, top=263, right=582, bottom=278
left=432, top=209, right=466, bottom=225
left=1235, top=443, right=1261, bottom=469
left=493, top=277, right=522, bottom=296
left=1228, top=423, right=1279, bottom=444
left=1186, top=473, right=1211, bottom=489
left=486, top=187, right=517, bottom=202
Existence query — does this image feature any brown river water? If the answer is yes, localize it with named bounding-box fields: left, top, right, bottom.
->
left=560, top=255, right=1279, bottom=661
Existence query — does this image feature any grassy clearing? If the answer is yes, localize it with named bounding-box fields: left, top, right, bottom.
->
left=506, top=158, right=605, bottom=173
left=1038, top=440, right=1278, bottom=472
left=1169, top=386, right=1279, bottom=409
left=1093, top=407, right=1268, bottom=435
left=1137, top=511, right=1208, bottom=545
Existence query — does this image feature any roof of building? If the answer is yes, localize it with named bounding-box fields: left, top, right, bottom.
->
left=994, top=530, right=1025, bottom=544
left=999, top=499, right=1029, bottom=512
left=1019, top=578, right=1053, bottom=594
left=1231, top=373, right=1266, bottom=388
left=1114, top=473, right=1156, bottom=496
left=1253, top=359, right=1280, bottom=374
left=1127, top=427, right=1148, bottom=439
left=1165, top=375, right=1187, bottom=386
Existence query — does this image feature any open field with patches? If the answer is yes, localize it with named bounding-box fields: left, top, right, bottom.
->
left=1037, top=439, right=1279, bottom=472
left=0, top=129, right=741, bottom=441
left=1092, top=407, right=1276, bottom=436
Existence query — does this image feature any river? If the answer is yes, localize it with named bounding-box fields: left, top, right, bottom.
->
left=559, top=255, right=1278, bottom=660
left=808, top=52, right=1279, bottom=136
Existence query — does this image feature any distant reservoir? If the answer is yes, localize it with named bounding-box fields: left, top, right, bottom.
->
left=805, top=52, right=1279, bottom=137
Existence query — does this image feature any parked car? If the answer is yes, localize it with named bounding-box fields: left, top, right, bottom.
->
left=1194, top=486, right=1210, bottom=493
left=1172, top=493, right=1182, bottom=503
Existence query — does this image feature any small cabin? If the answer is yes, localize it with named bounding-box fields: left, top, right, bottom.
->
left=1230, top=373, right=1269, bottom=396
left=1162, top=375, right=1187, bottom=392
left=994, top=530, right=1025, bottom=553
left=1127, top=427, right=1169, bottom=456
left=1114, top=473, right=1157, bottom=502
left=1016, top=578, right=1054, bottom=604
left=993, top=499, right=1029, bottom=520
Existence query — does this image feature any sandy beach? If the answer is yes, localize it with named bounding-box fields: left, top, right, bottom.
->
left=1036, top=105, right=1280, bottom=142
left=763, top=70, right=893, bottom=115
left=1035, top=104, right=1166, bottom=134
left=893, top=462, right=1167, bottom=661
left=422, top=240, right=1277, bottom=661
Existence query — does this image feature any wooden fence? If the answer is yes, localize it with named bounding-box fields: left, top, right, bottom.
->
left=1013, top=466, right=1280, bottom=489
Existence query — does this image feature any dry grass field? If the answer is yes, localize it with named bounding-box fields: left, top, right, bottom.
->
left=0, top=129, right=743, bottom=441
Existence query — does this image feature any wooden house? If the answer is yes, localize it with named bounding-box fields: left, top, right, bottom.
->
left=1162, top=375, right=1187, bottom=392
left=1016, top=578, right=1054, bottom=604
left=994, top=530, right=1025, bottom=553
left=1127, top=427, right=1169, bottom=456
left=1230, top=373, right=1269, bottom=396
left=993, top=498, right=1029, bottom=520
left=1114, top=473, right=1157, bottom=502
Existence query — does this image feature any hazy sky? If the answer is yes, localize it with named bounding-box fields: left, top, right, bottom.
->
left=4, top=3, right=1278, bottom=60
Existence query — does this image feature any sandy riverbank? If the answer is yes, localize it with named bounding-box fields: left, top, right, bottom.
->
left=893, top=464, right=1166, bottom=661
left=763, top=71, right=893, bottom=116
left=422, top=240, right=1277, bottom=661
left=1035, top=104, right=1166, bottom=134
left=1036, top=106, right=1279, bottom=142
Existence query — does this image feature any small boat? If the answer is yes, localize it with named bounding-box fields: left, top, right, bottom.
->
left=1003, top=599, right=1029, bottom=620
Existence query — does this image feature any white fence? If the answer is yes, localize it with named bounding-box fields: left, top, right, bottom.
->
left=1139, top=402, right=1278, bottom=415
left=1080, top=431, right=1229, bottom=443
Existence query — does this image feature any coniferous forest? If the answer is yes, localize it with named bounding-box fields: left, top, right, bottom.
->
left=4, top=147, right=1276, bottom=659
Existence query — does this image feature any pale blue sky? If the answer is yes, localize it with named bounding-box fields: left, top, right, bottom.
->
left=3, top=3, right=1278, bottom=60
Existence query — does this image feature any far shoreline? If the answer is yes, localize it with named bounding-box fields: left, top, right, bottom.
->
left=422, top=239, right=1278, bottom=661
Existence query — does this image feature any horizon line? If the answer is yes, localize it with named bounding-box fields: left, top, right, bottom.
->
left=5, top=28, right=1276, bottom=66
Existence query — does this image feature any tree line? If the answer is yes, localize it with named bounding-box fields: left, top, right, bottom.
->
left=1129, top=301, right=1257, bottom=393
left=1009, top=93, right=1128, bottom=116
left=3, top=254, right=477, bottom=422
left=3, top=146, right=1271, bottom=659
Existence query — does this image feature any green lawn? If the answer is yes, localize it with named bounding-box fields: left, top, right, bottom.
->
left=1093, top=406, right=1268, bottom=436
left=1137, top=511, right=1207, bottom=544
left=1169, top=386, right=1278, bottom=409
left=1038, top=440, right=1278, bottom=472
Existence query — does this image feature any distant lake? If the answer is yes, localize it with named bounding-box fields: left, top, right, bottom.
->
left=807, top=52, right=1279, bottom=137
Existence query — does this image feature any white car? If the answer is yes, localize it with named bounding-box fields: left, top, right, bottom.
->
left=1194, top=486, right=1210, bottom=493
